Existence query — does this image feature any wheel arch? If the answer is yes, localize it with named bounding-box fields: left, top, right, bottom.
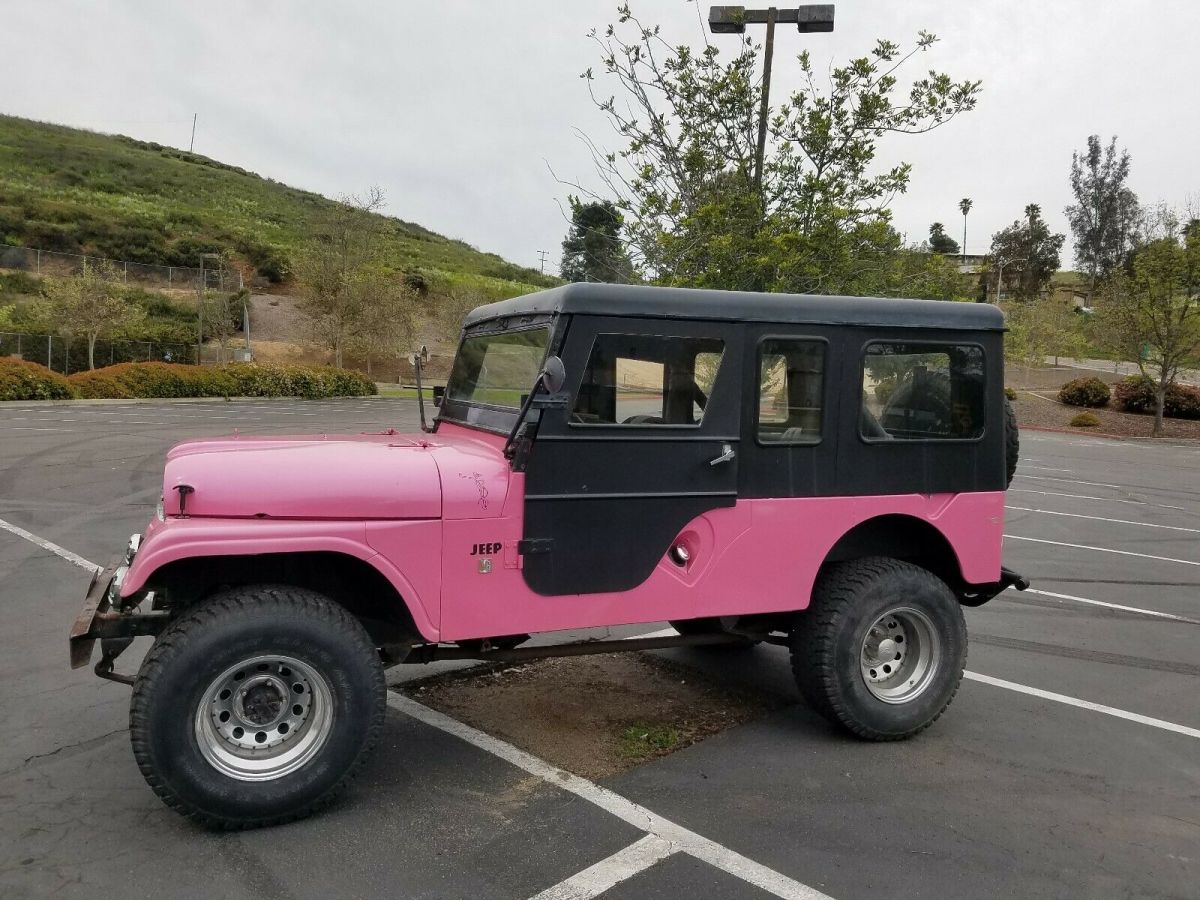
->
left=141, top=551, right=426, bottom=644
left=820, top=514, right=966, bottom=593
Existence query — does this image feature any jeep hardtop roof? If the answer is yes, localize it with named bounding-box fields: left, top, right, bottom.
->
left=463, top=282, right=1005, bottom=332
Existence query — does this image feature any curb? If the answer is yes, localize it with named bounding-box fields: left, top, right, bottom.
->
left=0, top=394, right=397, bottom=409
left=1020, top=424, right=1200, bottom=445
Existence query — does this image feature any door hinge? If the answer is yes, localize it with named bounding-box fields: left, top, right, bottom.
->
left=517, top=538, right=554, bottom=556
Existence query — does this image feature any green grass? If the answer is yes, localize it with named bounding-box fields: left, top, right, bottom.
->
left=0, top=114, right=559, bottom=291
left=617, top=721, right=684, bottom=760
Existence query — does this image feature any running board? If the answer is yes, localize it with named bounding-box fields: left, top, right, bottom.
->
left=392, top=631, right=760, bottom=665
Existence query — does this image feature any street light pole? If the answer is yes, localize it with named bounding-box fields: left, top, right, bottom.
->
left=708, top=5, right=835, bottom=197
left=993, top=257, right=1025, bottom=304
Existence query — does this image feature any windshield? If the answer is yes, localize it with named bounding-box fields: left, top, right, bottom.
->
left=441, top=326, right=549, bottom=428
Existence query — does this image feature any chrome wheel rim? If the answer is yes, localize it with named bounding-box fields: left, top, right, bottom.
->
left=194, top=654, right=333, bottom=781
left=859, top=607, right=942, bottom=704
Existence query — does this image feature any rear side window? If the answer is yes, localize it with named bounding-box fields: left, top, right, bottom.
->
left=757, top=339, right=825, bottom=444
left=572, top=334, right=725, bottom=426
left=862, top=343, right=985, bottom=440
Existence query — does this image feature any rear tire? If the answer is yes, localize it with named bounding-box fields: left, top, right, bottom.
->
left=791, top=558, right=966, bottom=740
left=129, top=585, right=385, bottom=829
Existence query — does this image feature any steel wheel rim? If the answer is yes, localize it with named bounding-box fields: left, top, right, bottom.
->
left=194, top=654, right=333, bottom=782
left=859, top=607, right=942, bottom=704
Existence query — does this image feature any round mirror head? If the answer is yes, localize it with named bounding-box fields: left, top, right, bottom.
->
left=542, top=356, right=566, bottom=394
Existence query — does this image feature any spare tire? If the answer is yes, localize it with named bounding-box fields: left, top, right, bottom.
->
left=1004, top=396, right=1019, bottom=487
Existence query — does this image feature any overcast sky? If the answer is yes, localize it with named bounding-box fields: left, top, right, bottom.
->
left=2, top=1, right=1196, bottom=274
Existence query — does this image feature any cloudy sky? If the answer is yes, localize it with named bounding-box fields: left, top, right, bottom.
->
left=3, top=1, right=1196, bottom=274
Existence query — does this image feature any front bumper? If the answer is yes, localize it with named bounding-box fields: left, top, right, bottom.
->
left=68, top=535, right=168, bottom=683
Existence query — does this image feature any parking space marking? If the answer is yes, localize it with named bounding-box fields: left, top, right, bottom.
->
left=387, top=694, right=832, bottom=900
left=1007, top=488, right=1148, bottom=506
left=1005, top=534, right=1200, bottom=567
left=964, top=672, right=1200, bottom=739
left=529, top=834, right=676, bottom=900
left=1006, top=506, right=1200, bottom=534
left=0, top=516, right=103, bottom=573
left=1012, top=586, right=1200, bottom=624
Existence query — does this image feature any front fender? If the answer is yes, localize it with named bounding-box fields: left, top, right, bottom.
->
left=122, top=517, right=442, bottom=641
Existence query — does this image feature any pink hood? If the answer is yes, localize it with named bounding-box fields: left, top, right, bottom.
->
left=160, top=425, right=515, bottom=521
left=162, top=433, right=442, bottom=519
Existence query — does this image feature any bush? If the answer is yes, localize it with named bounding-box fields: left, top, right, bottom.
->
left=65, top=362, right=376, bottom=400
left=1004, top=387, right=1017, bottom=401
left=1069, top=412, right=1101, bottom=428
left=1058, top=376, right=1110, bottom=408
left=0, top=357, right=76, bottom=400
left=1114, top=375, right=1200, bottom=419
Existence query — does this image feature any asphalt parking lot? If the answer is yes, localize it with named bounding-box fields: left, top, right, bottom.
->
left=1, top=397, right=1197, bottom=899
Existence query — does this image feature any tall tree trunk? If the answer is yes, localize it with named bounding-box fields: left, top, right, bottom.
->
left=87, top=334, right=96, bottom=370
left=1154, top=382, right=1166, bottom=437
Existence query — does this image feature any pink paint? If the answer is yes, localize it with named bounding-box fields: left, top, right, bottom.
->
left=124, top=423, right=1004, bottom=645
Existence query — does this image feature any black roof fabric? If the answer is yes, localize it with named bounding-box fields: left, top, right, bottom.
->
left=464, top=282, right=1005, bottom=331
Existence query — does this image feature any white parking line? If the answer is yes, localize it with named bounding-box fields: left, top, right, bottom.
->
left=1010, top=586, right=1200, bottom=625
left=1005, top=506, right=1200, bottom=534
left=0, top=517, right=103, bottom=573
left=964, top=672, right=1200, bottom=740
left=1018, top=465, right=1074, bottom=473
left=529, top=834, right=675, bottom=900
left=1004, top=534, right=1200, bottom=567
left=1007, top=488, right=1147, bottom=506
left=388, top=694, right=832, bottom=900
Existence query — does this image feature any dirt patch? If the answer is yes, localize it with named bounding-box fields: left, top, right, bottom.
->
left=400, top=653, right=785, bottom=779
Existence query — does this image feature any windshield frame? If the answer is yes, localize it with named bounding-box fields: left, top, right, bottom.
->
left=437, top=314, right=557, bottom=435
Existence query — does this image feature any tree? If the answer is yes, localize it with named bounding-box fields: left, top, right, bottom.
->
left=958, top=198, right=972, bottom=262
left=41, top=259, right=143, bottom=369
left=928, top=222, right=959, bottom=256
left=988, top=204, right=1065, bottom=301
left=569, top=6, right=980, bottom=294
left=1065, top=135, right=1140, bottom=301
left=348, top=276, right=417, bottom=377
left=295, top=187, right=415, bottom=368
left=560, top=198, right=632, bottom=283
left=1094, top=211, right=1200, bottom=434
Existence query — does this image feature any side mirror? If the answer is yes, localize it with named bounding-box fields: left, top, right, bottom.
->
left=541, top=355, right=566, bottom=395
left=432, top=385, right=445, bottom=407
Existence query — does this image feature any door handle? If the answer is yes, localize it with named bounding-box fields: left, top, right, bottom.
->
left=709, top=443, right=736, bottom=466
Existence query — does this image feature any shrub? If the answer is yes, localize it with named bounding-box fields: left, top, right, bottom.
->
left=1004, top=387, right=1017, bottom=401
left=1069, top=412, right=1101, bottom=428
left=65, top=361, right=376, bottom=400
left=0, top=357, right=76, bottom=400
left=1113, top=376, right=1200, bottom=419
left=1058, top=377, right=1110, bottom=408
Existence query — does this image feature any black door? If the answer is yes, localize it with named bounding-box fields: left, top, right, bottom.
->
left=520, top=315, right=743, bottom=596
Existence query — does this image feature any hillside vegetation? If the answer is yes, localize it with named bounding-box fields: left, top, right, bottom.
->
left=0, top=114, right=554, bottom=295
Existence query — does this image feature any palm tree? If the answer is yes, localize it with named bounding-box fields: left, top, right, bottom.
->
left=958, top=198, right=973, bottom=265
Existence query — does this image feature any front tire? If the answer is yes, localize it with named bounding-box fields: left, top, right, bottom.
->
left=129, top=585, right=385, bottom=829
left=791, top=558, right=966, bottom=740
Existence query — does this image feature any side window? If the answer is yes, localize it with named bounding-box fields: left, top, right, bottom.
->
left=862, top=343, right=985, bottom=440
left=757, top=339, right=825, bottom=444
left=573, top=334, right=725, bottom=426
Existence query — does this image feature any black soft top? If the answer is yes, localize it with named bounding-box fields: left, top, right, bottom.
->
left=464, top=282, right=1005, bottom=332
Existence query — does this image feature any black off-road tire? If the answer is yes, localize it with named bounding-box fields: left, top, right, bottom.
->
left=1004, top=396, right=1020, bottom=487
left=791, top=558, right=966, bottom=741
left=129, top=585, right=385, bottom=829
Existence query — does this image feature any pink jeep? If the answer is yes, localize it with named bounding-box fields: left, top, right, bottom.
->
left=70, top=283, right=1027, bottom=828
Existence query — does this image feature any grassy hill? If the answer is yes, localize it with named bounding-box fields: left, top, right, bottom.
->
left=0, top=113, right=555, bottom=297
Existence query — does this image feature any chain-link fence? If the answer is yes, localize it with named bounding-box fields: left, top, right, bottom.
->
left=1, top=332, right=195, bottom=374
left=0, top=244, right=239, bottom=292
